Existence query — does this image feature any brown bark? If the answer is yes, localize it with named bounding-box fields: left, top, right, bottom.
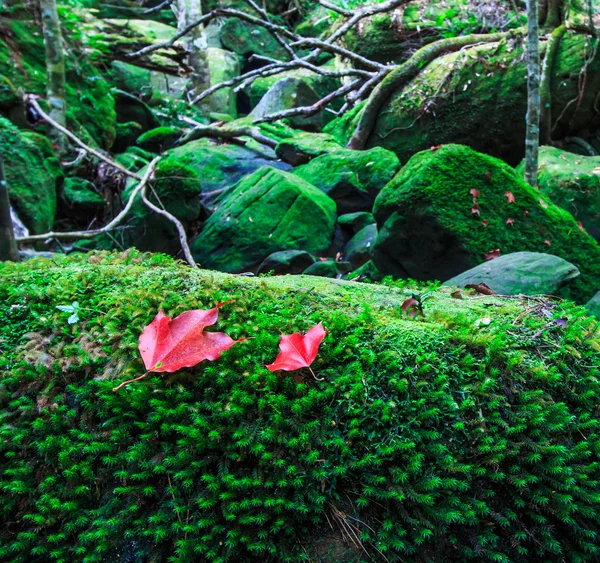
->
left=0, top=150, right=19, bottom=262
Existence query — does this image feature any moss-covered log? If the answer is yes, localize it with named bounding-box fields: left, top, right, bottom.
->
left=2, top=251, right=600, bottom=562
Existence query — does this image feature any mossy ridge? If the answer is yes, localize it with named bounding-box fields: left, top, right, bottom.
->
left=373, top=144, right=600, bottom=303
left=1, top=251, right=600, bottom=562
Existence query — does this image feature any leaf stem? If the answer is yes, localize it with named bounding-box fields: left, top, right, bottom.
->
left=308, top=366, right=324, bottom=381
left=112, top=371, right=149, bottom=391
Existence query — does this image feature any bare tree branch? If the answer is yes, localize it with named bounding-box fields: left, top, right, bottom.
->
left=253, top=78, right=363, bottom=123
left=26, top=94, right=141, bottom=181
left=178, top=116, right=278, bottom=148
left=16, top=157, right=160, bottom=243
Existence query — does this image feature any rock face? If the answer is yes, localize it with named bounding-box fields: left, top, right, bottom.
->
left=372, top=144, right=600, bottom=303
left=0, top=117, right=59, bottom=234
left=444, top=252, right=580, bottom=296
left=275, top=132, right=344, bottom=165
left=293, top=147, right=400, bottom=214
left=250, top=77, right=321, bottom=129
left=205, top=47, right=240, bottom=117
left=517, top=147, right=600, bottom=241
left=191, top=167, right=337, bottom=272
left=2, top=251, right=600, bottom=562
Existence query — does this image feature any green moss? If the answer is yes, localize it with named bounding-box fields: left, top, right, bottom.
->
left=1, top=250, right=600, bottom=561
left=192, top=166, right=337, bottom=272
left=373, top=144, right=600, bottom=303
left=136, top=126, right=182, bottom=152
left=0, top=15, right=116, bottom=148
left=0, top=116, right=57, bottom=234
left=516, top=147, right=600, bottom=240
left=293, top=147, right=401, bottom=214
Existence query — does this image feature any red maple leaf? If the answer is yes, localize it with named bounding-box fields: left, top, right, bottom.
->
left=578, top=220, right=585, bottom=231
left=482, top=220, right=489, bottom=227
left=506, top=217, right=514, bottom=226
left=114, top=303, right=236, bottom=390
left=484, top=248, right=501, bottom=260
left=470, top=188, right=480, bottom=198
left=504, top=191, right=515, bottom=203
left=266, top=323, right=326, bottom=381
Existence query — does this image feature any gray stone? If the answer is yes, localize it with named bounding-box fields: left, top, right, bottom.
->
left=443, top=252, right=580, bottom=296
left=344, top=224, right=377, bottom=269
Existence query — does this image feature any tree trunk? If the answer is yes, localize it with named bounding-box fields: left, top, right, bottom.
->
left=174, top=0, right=211, bottom=108
left=0, top=150, right=19, bottom=262
left=40, top=0, right=67, bottom=154
left=525, top=0, right=540, bottom=188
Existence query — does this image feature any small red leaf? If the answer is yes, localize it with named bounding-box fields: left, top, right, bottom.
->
left=524, top=209, right=530, bottom=218
left=504, top=191, right=515, bottom=203
left=544, top=240, right=551, bottom=246
left=266, top=323, right=326, bottom=376
left=578, top=220, right=585, bottom=231
left=401, top=297, right=419, bottom=315
left=482, top=220, right=489, bottom=227
left=539, top=199, right=548, bottom=209
left=484, top=248, right=501, bottom=261
left=506, top=217, right=514, bottom=226
left=485, top=170, right=492, bottom=182
left=471, top=206, right=480, bottom=215
left=138, top=303, right=236, bottom=373
left=430, top=144, right=443, bottom=151
left=470, top=188, right=480, bottom=198
left=465, top=283, right=496, bottom=295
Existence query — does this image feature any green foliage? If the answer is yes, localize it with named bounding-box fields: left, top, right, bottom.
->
left=1, top=251, right=600, bottom=562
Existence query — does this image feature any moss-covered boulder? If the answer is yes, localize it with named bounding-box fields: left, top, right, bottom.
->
left=327, top=31, right=600, bottom=166
left=157, top=137, right=291, bottom=195
left=205, top=47, right=240, bottom=117
left=303, top=258, right=352, bottom=277
left=444, top=252, right=580, bottom=296
left=0, top=117, right=58, bottom=234
left=192, top=167, right=336, bottom=272
left=338, top=211, right=376, bottom=234
left=293, top=147, right=400, bottom=214
left=516, top=147, right=600, bottom=241
left=2, top=250, right=600, bottom=562
left=372, top=144, right=600, bottom=303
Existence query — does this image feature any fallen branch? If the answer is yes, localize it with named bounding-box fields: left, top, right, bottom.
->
left=16, top=157, right=160, bottom=243
left=347, top=29, right=515, bottom=150
left=178, top=117, right=278, bottom=148
left=26, top=94, right=141, bottom=181
left=253, top=78, right=363, bottom=123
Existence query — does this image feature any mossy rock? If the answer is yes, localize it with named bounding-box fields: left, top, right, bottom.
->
left=2, top=250, right=600, bottom=561
left=257, top=249, right=316, bottom=275
left=192, top=166, right=336, bottom=272
left=516, top=147, right=600, bottom=241
left=293, top=147, right=400, bottom=214
left=372, top=144, right=600, bottom=303
left=303, top=258, right=352, bottom=278
left=0, top=116, right=57, bottom=234
left=0, top=15, right=116, bottom=148
left=136, top=126, right=182, bottom=152
left=158, top=137, right=291, bottom=195
left=338, top=211, right=376, bottom=234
